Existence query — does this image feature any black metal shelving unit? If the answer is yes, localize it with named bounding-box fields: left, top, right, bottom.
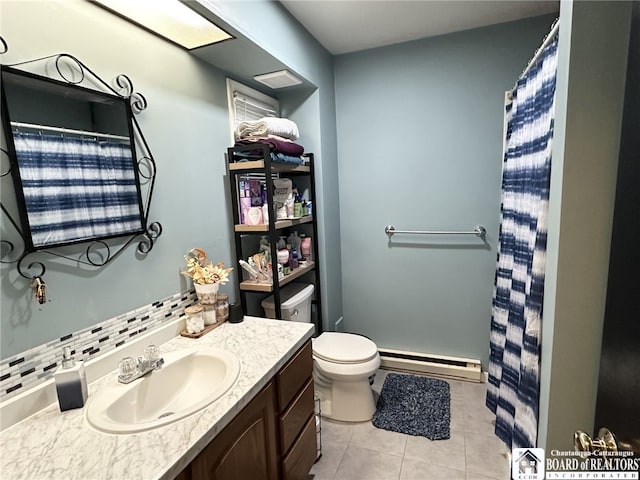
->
left=226, top=144, right=323, bottom=335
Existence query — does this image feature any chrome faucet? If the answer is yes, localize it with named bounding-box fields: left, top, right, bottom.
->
left=118, top=344, right=164, bottom=384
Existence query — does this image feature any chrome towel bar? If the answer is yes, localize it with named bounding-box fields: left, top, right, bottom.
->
left=384, top=225, right=486, bottom=238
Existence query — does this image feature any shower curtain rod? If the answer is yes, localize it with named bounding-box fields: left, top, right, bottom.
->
left=10, top=121, right=130, bottom=141
left=512, top=19, right=559, bottom=91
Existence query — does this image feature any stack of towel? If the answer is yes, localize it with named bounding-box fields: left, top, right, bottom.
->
left=234, top=117, right=305, bottom=165
left=235, top=117, right=299, bottom=141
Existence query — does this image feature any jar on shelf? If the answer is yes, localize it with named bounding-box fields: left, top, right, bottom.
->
left=184, top=305, right=204, bottom=334
left=202, top=304, right=216, bottom=325
left=216, top=294, right=229, bottom=323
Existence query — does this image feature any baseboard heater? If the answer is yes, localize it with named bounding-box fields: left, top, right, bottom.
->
left=378, top=348, right=483, bottom=383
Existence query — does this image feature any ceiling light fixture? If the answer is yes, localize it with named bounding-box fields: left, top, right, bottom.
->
left=253, top=70, right=303, bottom=89
left=92, top=0, right=233, bottom=50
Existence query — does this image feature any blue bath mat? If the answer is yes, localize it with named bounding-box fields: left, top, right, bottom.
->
left=372, top=373, right=450, bottom=440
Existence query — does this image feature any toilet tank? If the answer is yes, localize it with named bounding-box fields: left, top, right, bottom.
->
left=261, top=283, right=315, bottom=323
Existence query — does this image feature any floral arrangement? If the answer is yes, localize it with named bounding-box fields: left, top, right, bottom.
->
left=181, top=248, right=232, bottom=285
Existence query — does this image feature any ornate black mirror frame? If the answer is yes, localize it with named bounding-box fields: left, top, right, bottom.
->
left=0, top=38, right=162, bottom=283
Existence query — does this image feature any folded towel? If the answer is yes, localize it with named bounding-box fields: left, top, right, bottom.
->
left=234, top=117, right=299, bottom=141
left=232, top=151, right=304, bottom=166
left=261, top=117, right=299, bottom=140
left=235, top=120, right=268, bottom=140
left=235, top=136, right=304, bottom=157
left=272, top=152, right=304, bottom=165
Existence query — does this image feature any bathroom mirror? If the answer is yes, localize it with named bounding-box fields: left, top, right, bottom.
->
left=1, top=65, right=145, bottom=251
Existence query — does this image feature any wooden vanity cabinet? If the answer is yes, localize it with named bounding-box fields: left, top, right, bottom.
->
left=181, top=340, right=315, bottom=480
left=190, top=381, right=279, bottom=480
left=276, top=341, right=316, bottom=480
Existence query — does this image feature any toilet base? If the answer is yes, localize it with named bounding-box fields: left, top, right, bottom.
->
left=314, top=374, right=377, bottom=422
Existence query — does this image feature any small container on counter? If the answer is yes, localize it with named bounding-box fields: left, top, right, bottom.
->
left=216, top=294, right=229, bottom=323
left=228, top=303, right=244, bottom=324
left=185, top=304, right=205, bottom=334
left=54, top=346, right=88, bottom=411
left=202, top=303, right=216, bottom=325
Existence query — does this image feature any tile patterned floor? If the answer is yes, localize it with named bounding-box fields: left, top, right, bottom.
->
left=309, top=369, right=511, bottom=480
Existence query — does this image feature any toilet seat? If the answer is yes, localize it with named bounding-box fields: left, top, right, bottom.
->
left=312, top=332, right=378, bottom=364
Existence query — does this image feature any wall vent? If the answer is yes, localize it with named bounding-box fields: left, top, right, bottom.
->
left=253, top=69, right=302, bottom=89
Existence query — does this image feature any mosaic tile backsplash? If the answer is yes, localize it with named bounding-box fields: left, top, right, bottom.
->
left=0, top=290, right=197, bottom=402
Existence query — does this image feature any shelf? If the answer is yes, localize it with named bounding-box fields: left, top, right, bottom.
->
left=229, top=160, right=310, bottom=174
left=240, top=261, right=315, bottom=292
left=227, top=147, right=321, bottom=332
left=235, top=216, right=313, bottom=233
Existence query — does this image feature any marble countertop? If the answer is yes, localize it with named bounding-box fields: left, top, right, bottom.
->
left=0, top=317, right=314, bottom=480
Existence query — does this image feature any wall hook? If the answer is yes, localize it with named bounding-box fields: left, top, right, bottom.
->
left=31, top=276, right=46, bottom=305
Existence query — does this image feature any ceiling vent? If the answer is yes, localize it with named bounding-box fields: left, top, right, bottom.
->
left=253, top=70, right=303, bottom=89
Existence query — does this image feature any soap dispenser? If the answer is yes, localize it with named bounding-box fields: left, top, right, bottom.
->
left=54, top=347, right=88, bottom=411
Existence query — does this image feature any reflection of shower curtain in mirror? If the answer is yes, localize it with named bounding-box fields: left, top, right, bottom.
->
left=486, top=37, right=558, bottom=450
left=12, top=131, right=143, bottom=247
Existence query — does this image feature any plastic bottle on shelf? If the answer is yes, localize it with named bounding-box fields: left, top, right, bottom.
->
left=287, top=231, right=301, bottom=253
left=285, top=195, right=294, bottom=219
left=277, top=263, right=283, bottom=279
left=301, top=235, right=312, bottom=262
left=298, top=234, right=307, bottom=264
left=286, top=244, right=296, bottom=270
left=277, top=236, right=287, bottom=250
left=261, top=183, right=268, bottom=205
left=260, top=184, right=269, bottom=224
left=277, top=248, right=289, bottom=272
left=239, top=196, right=251, bottom=224
left=290, top=248, right=299, bottom=270
left=259, top=236, right=271, bottom=264
left=293, top=193, right=303, bottom=218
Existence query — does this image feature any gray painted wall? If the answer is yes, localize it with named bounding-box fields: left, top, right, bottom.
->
left=334, top=15, right=556, bottom=366
left=0, top=1, right=235, bottom=358
left=198, top=0, right=343, bottom=333
left=0, top=0, right=338, bottom=357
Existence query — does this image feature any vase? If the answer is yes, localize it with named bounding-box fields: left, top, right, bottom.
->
left=194, top=282, right=219, bottom=305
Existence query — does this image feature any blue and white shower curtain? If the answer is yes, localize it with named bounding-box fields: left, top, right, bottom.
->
left=486, top=37, right=559, bottom=450
left=13, top=131, right=143, bottom=248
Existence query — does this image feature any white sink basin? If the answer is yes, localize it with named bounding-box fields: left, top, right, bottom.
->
left=86, top=347, right=240, bottom=433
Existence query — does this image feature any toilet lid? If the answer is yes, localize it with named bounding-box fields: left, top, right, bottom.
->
left=312, top=332, right=378, bottom=364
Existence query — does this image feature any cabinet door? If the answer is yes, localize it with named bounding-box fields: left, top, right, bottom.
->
left=277, top=341, right=313, bottom=409
left=282, top=415, right=317, bottom=480
left=280, top=379, right=314, bottom=454
left=191, top=382, right=279, bottom=480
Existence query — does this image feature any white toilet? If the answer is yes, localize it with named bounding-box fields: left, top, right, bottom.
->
left=261, top=284, right=381, bottom=422
left=312, top=332, right=380, bottom=422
